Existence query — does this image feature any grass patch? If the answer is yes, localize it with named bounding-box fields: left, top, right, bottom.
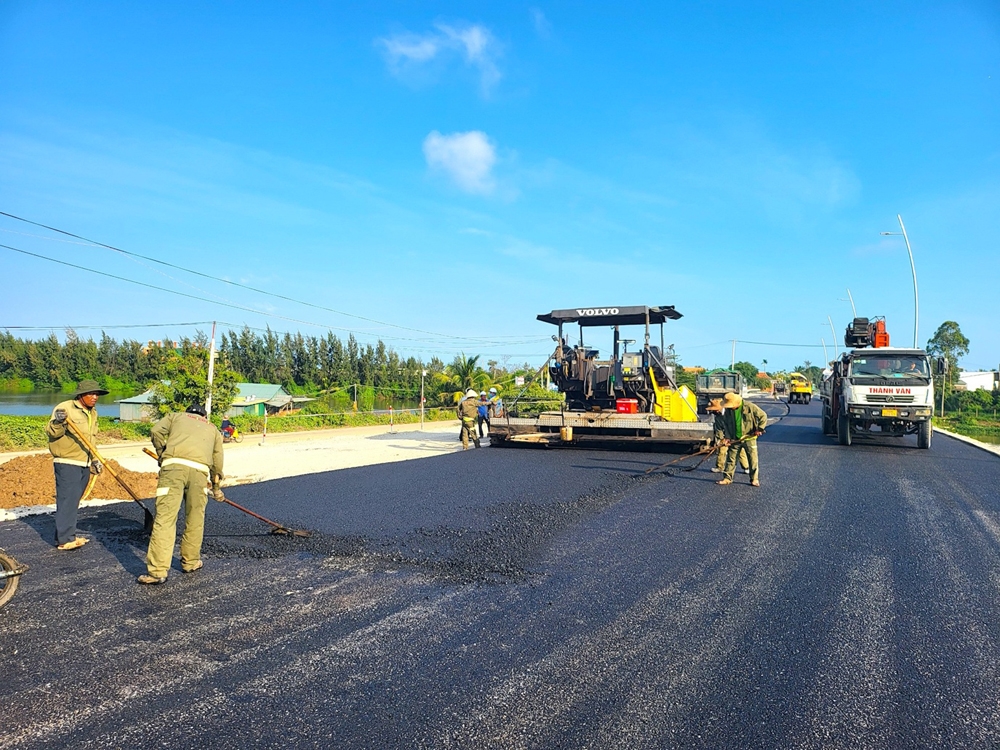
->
left=229, top=408, right=457, bottom=434
left=0, top=416, right=153, bottom=452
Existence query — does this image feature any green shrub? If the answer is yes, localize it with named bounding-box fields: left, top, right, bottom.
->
left=0, top=415, right=153, bottom=451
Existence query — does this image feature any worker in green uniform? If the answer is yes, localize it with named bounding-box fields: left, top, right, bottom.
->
left=46, top=379, right=109, bottom=550
left=458, top=388, right=481, bottom=449
left=705, top=397, right=749, bottom=475
left=138, top=404, right=224, bottom=584
left=716, top=392, right=768, bottom=487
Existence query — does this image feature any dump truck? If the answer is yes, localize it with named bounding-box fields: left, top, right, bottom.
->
left=488, top=305, right=713, bottom=447
left=787, top=372, right=813, bottom=404
left=695, top=370, right=743, bottom=414
left=820, top=316, right=943, bottom=449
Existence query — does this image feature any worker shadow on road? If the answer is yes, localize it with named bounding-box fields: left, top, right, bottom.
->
left=17, top=507, right=151, bottom=576
left=759, top=425, right=832, bottom=447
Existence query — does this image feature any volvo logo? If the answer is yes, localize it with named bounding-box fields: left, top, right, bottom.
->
left=576, top=308, right=619, bottom=316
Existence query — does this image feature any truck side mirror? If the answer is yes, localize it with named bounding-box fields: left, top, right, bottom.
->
left=935, top=358, right=948, bottom=375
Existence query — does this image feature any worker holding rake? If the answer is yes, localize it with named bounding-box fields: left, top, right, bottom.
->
left=715, top=392, right=768, bottom=487
left=46, top=379, right=109, bottom=550
left=705, top=397, right=749, bottom=476
left=138, top=404, right=224, bottom=585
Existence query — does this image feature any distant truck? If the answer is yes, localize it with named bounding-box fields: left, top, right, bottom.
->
left=787, top=372, right=813, bottom=404
left=695, top=370, right=743, bottom=414
left=820, top=317, right=942, bottom=449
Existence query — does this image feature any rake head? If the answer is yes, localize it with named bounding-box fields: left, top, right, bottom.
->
left=269, top=527, right=313, bottom=538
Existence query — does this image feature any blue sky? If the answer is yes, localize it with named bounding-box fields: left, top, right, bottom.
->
left=1, top=2, right=997, bottom=372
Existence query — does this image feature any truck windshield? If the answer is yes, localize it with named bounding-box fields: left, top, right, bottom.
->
left=850, top=355, right=929, bottom=378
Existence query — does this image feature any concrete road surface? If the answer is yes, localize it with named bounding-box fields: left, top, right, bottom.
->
left=3, top=399, right=1000, bottom=749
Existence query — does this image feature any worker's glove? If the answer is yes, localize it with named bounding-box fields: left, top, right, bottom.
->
left=90, top=460, right=103, bottom=475
left=211, top=482, right=227, bottom=502
left=53, top=409, right=67, bottom=424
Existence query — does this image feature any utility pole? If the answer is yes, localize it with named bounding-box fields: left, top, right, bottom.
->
left=205, top=321, right=217, bottom=418
left=420, top=369, right=426, bottom=430
left=731, top=340, right=736, bottom=369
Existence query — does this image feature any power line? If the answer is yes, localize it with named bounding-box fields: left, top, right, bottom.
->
left=0, top=242, right=546, bottom=351
left=745, top=341, right=825, bottom=348
left=3, top=322, right=217, bottom=331
left=0, top=209, right=507, bottom=344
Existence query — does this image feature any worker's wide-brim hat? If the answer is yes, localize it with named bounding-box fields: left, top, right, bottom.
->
left=705, top=398, right=724, bottom=413
left=465, top=389, right=478, bottom=399
left=721, top=392, right=743, bottom=409
left=73, top=379, right=109, bottom=397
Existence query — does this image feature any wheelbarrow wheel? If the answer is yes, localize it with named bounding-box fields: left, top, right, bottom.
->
left=0, top=550, right=26, bottom=609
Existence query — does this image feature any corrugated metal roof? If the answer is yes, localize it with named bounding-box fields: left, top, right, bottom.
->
left=231, top=383, right=288, bottom=405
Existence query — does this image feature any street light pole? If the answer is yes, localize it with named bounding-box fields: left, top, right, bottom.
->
left=880, top=214, right=919, bottom=348
left=827, top=316, right=839, bottom=357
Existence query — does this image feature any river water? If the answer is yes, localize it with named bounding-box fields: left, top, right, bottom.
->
left=0, top=391, right=130, bottom=418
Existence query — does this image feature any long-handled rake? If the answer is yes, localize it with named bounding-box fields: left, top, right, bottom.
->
left=66, top=421, right=155, bottom=533
left=142, top=448, right=311, bottom=538
left=644, top=444, right=719, bottom=476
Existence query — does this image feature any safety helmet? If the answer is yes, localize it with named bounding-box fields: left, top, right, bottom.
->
left=489, top=387, right=497, bottom=393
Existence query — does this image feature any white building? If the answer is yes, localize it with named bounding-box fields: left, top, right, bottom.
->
left=956, top=371, right=999, bottom=392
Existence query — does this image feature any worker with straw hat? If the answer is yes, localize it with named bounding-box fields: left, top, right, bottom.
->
left=715, top=392, right=768, bottom=487
left=705, top=397, right=749, bottom=476
left=46, top=379, right=109, bottom=550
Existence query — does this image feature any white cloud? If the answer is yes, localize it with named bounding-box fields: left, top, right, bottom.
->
left=423, top=131, right=497, bottom=194
left=377, top=22, right=501, bottom=94
left=380, top=35, right=439, bottom=63
left=529, top=8, right=552, bottom=38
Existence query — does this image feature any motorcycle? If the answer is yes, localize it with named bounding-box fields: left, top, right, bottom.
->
left=221, top=425, right=243, bottom=444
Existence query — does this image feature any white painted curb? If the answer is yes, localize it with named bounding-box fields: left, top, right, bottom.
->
left=0, top=497, right=128, bottom=522
left=934, top=426, right=1000, bottom=458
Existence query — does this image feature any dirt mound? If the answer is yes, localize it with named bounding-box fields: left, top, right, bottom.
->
left=0, top=454, right=158, bottom=509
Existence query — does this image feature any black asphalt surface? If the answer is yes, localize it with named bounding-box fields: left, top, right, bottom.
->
left=3, top=399, right=1000, bottom=749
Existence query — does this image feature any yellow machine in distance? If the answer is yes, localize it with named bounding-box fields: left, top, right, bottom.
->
left=788, top=372, right=813, bottom=404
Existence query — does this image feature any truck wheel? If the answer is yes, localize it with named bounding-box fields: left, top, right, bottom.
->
left=822, top=411, right=832, bottom=435
left=917, top=421, right=932, bottom=449
left=838, top=412, right=852, bottom=446
left=805, top=395, right=811, bottom=404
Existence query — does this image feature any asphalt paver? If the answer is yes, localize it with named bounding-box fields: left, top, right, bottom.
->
left=3, top=399, right=1000, bottom=748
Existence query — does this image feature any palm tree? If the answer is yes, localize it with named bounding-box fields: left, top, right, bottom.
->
left=447, top=353, right=489, bottom=399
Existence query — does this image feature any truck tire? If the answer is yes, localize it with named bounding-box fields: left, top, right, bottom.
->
left=838, top=412, right=851, bottom=446
left=805, top=394, right=811, bottom=404
left=917, top=420, right=932, bottom=449
left=822, top=410, right=832, bottom=435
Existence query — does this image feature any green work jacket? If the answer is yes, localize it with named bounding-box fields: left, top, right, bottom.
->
left=46, top=398, right=99, bottom=466
left=151, top=412, right=224, bottom=479
left=717, top=400, right=768, bottom=441
left=458, top=398, right=479, bottom=421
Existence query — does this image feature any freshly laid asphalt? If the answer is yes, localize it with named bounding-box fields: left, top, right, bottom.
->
left=3, top=399, right=1000, bottom=749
